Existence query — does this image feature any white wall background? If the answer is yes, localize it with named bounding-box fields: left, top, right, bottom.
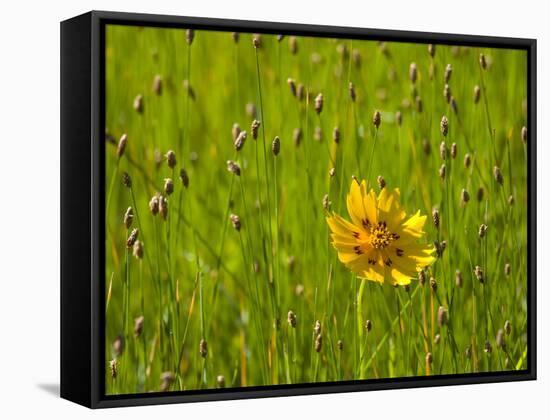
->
left=0, top=0, right=546, bottom=418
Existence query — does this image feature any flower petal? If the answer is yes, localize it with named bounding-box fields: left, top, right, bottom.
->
left=377, top=188, right=407, bottom=230
left=347, top=180, right=377, bottom=230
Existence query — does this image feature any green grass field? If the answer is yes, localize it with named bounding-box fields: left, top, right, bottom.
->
left=104, top=25, right=528, bottom=395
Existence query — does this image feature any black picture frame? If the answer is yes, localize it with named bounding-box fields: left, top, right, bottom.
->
left=60, top=10, right=537, bottom=409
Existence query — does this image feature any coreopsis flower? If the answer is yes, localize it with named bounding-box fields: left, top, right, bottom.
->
left=326, top=180, right=436, bottom=285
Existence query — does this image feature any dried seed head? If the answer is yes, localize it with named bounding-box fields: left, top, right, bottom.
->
left=409, top=62, right=418, bottom=83
left=315, top=334, right=323, bottom=352
left=289, top=36, right=298, bottom=54
left=164, top=178, right=174, bottom=196
left=234, top=130, right=247, bottom=151
left=474, top=265, right=484, bottom=283
left=504, top=262, right=511, bottom=276
left=121, top=172, right=132, bottom=189
left=287, top=310, right=297, bottom=328
left=163, top=151, right=176, bottom=171
left=337, top=340, right=344, bottom=351
left=287, top=78, right=297, bottom=97
left=426, top=352, right=433, bottom=364
left=504, top=320, right=512, bottom=335
left=160, top=372, right=175, bottom=392
left=226, top=160, right=241, bottom=176
left=349, top=82, right=356, bottom=102
left=478, top=223, right=488, bottom=238
left=377, top=175, right=386, bottom=190
left=508, top=195, right=515, bottom=206
left=124, top=207, right=134, bottom=229
left=465, top=346, right=472, bottom=359
left=230, top=213, right=241, bottom=231
left=444, top=63, right=452, bottom=83
left=474, top=85, right=481, bottom=104
left=428, top=44, right=436, bottom=57
left=418, top=270, right=426, bottom=286
left=434, top=334, right=441, bottom=344
left=276, top=34, right=284, bottom=42
left=443, top=84, right=451, bottom=103
left=329, top=167, right=336, bottom=177
left=451, top=142, right=457, bottom=159
left=133, top=240, right=143, bottom=259
left=252, top=34, right=261, bottom=49
left=159, top=195, right=168, bottom=220
left=373, top=110, right=381, bottom=129
left=429, top=276, right=437, bottom=292
left=293, top=127, right=302, bottom=146
left=437, top=240, right=447, bottom=257
left=464, top=153, right=471, bottom=168
left=314, top=126, right=322, bottom=142
left=437, top=306, right=448, bottom=326
left=149, top=194, right=159, bottom=215
left=440, top=116, right=449, bottom=137
left=314, top=320, right=322, bottom=336
left=314, top=93, right=324, bottom=114
left=395, top=111, right=402, bottom=126
left=246, top=102, right=257, bottom=118
left=479, top=53, right=487, bottom=70
left=133, top=94, right=143, bottom=113
left=182, top=79, right=195, bottom=100
left=186, top=29, right=195, bottom=45
left=272, top=136, right=281, bottom=156
left=415, top=96, right=423, bottom=113
left=126, top=228, right=139, bottom=248
left=179, top=168, right=189, bottom=188
left=109, top=359, right=118, bottom=379
left=476, top=187, right=485, bottom=202
left=432, top=207, right=440, bottom=229
left=216, top=375, right=226, bottom=388
left=352, top=49, right=362, bottom=67
left=455, top=269, right=463, bottom=287
left=332, top=126, right=340, bottom=144
left=231, top=32, right=240, bottom=43
left=365, top=319, right=372, bottom=332
left=521, top=126, right=527, bottom=144
left=134, top=315, right=144, bottom=338
left=231, top=123, right=241, bottom=141
left=113, top=335, right=124, bottom=356
left=154, top=149, right=162, bottom=168
left=461, top=188, right=470, bottom=204
left=422, top=138, right=431, bottom=155
left=439, top=163, right=446, bottom=180
left=484, top=340, right=492, bottom=354
left=199, top=339, right=208, bottom=358
left=440, top=141, right=447, bottom=160
left=117, top=134, right=128, bottom=158
left=251, top=120, right=261, bottom=140
left=322, top=194, right=331, bottom=211
left=152, top=74, right=162, bottom=95
left=493, top=166, right=503, bottom=185
left=496, top=329, right=506, bottom=349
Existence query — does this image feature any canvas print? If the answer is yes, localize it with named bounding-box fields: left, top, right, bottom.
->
left=104, top=25, right=528, bottom=395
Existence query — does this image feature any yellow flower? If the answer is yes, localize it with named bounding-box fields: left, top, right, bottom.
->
left=326, top=180, right=435, bottom=285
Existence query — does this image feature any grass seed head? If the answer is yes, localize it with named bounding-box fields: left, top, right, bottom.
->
left=289, top=36, right=298, bottom=54
left=179, top=168, right=189, bottom=188
left=133, top=240, right=143, bottom=259
left=134, top=315, right=144, bottom=338
left=124, top=206, right=134, bottom=229
left=461, top=188, right=470, bottom=204
left=297, top=83, right=305, bottom=101
left=440, top=115, right=449, bottom=137
left=426, top=352, right=433, bottom=364
left=504, top=320, right=512, bottom=335
left=505, top=262, right=511, bottom=276
left=252, top=34, right=261, bottom=49
left=149, top=194, right=159, bottom=215
left=476, top=187, right=485, bottom=202
left=349, top=82, right=356, bottom=102
left=165, top=150, right=176, bottom=169
left=508, top=195, right=515, bottom=206
left=455, top=269, right=463, bottom=287
left=474, top=265, right=484, bottom=283
left=395, top=111, right=402, bottom=126
left=314, top=126, right=322, bottom=142
left=199, top=339, right=208, bottom=358
left=164, top=178, right=174, bottom=195
left=474, top=85, right=481, bottom=104
left=415, top=96, right=423, bottom=113
left=365, top=319, right=373, bottom=332
left=484, top=340, right=492, bottom=354
left=293, top=127, right=302, bottom=146
left=227, top=160, right=241, bottom=176
left=276, top=34, right=284, bottom=42
left=496, top=329, right=506, bottom=349
left=232, top=123, right=241, bottom=141
left=439, top=163, right=446, bottom=180
left=183, top=79, right=195, bottom=99
left=126, top=228, right=139, bottom=248
left=109, top=359, right=118, bottom=379
left=493, top=165, right=503, bottom=185
left=444, top=63, right=453, bottom=83
left=409, top=62, right=418, bottom=84
left=418, top=270, right=426, bottom=286
left=440, top=141, right=447, bottom=160
left=521, top=126, right=527, bottom=144
left=314, top=93, right=324, bottom=114
left=329, top=167, right=336, bottom=178
left=231, top=32, right=240, bottom=43
left=117, top=133, right=128, bottom=158
left=373, top=110, right=381, bottom=129
left=287, top=78, right=297, bottom=97
left=251, top=119, right=261, bottom=140
left=287, top=310, right=297, bottom=328
left=451, top=96, right=458, bottom=114
left=337, top=340, right=344, bottom=351
left=432, top=207, right=440, bottom=229
left=246, top=102, right=257, bottom=119
left=464, top=153, right=471, bottom=168
left=234, top=130, right=247, bottom=151
left=434, top=334, right=441, bottom=344
left=315, top=334, right=323, bottom=352
left=113, top=335, right=125, bottom=356
left=159, top=195, right=168, bottom=220
left=443, top=84, right=451, bottom=103
left=152, top=74, right=162, bottom=95
left=428, top=44, right=436, bottom=57
left=430, top=276, right=437, bottom=292
left=216, top=375, right=226, bottom=388
left=478, top=223, right=488, bottom=238
left=322, top=194, right=331, bottom=211
left=377, top=175, right=386, bottom=190
left=230, top=213, right=241, bottom=231
left=332, top=126, right=340, bottom=144
left=438, top=306, right=448, bottom=326
left=272, top=136, right=281, bottom=156
left=479, top=53, right=487, bottom=70
left=451, top=142, right=457, bottom=159
left=186, top=29, right=195, bottom=45
left=314, top=320, right=322, bottom=335
left=160, top=372, right=175, bottom=392
left=422, top=138, right=431, bottom=155
left=133, top=94, right=143, bottom=113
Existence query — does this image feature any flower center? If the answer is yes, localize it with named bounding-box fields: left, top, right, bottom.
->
left=369, top=221, right=399, bottom=249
